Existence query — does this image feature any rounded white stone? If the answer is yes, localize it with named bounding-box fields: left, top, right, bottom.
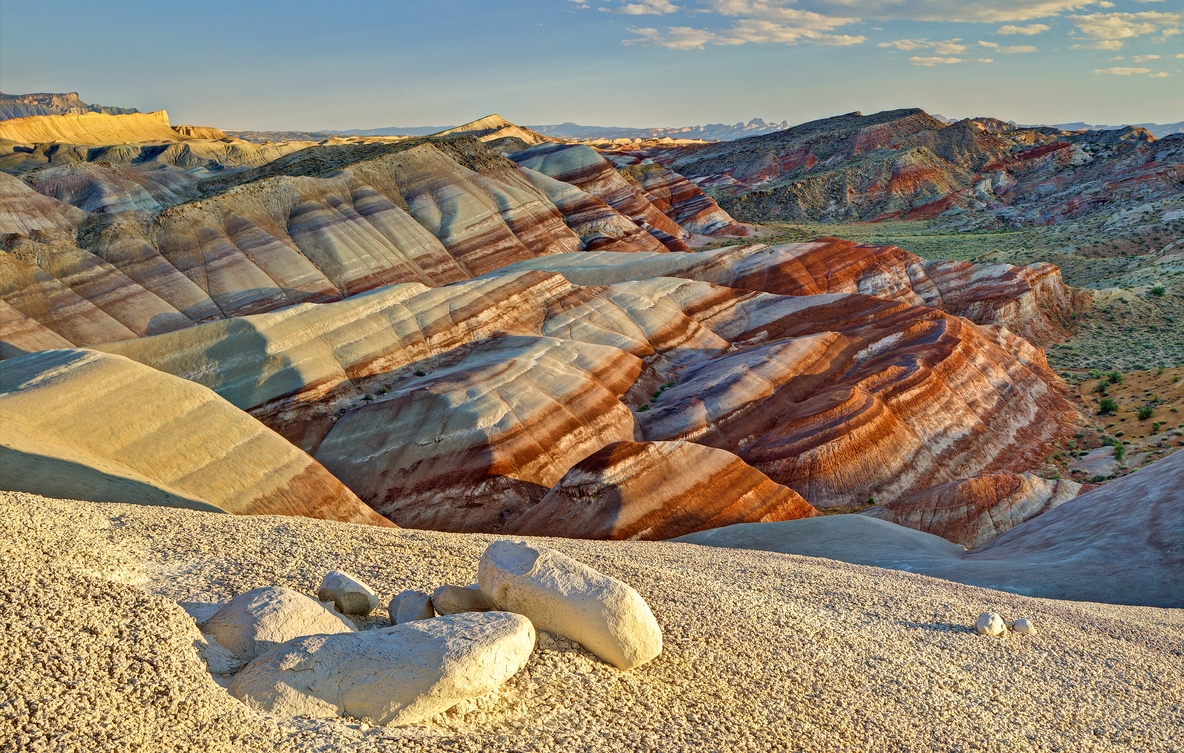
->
left=975, top=612, right=1007, bottom=636
left=478, top=539, right=662, bottom=670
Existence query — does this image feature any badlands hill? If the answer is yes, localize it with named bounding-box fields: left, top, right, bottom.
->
left=0, top=104, right=1178, bottom=600
left=628, top=108, right=1183, bottom=228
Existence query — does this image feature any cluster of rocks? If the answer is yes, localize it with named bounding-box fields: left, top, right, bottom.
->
left=192, top=540, right=662, bottom=727
left=975, top=612, right=1037, bottom=637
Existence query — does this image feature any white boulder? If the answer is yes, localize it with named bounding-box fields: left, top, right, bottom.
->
left=317, top=570, right=379, bottom=615
left=477, top=540, right=662, bottom=670
left=229, top=611, right=536, bottom=726
left=1011, top=618, right=1037, bottom=635
left=200, top=586, right=354, bottom=663
left=432, top=584, right=494, bottom=615
left=975, top=612, right=1007, bottom=636
left=388, top=590, right=434, bottom=624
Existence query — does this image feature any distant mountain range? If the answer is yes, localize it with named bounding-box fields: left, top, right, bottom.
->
left=1, top=91, right=1179, bottom=143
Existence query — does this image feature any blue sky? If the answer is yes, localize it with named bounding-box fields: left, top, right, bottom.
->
left=1, top=0, right=1180, bottom=130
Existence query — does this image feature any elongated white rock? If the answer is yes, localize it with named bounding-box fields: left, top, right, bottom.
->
left=229, top=612, right=536, bottom=726
left=200, top=586, right=354, bottom=664
left=477, top=540, right=662, bottom=670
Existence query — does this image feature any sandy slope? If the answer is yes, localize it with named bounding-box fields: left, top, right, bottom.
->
left=2, top=491, right=1182, bottom=753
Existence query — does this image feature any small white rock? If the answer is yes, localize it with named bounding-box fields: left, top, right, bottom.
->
left=388, top=590, right=434, bottom=624
left=975, top=612, right=1007, bottom=636
left=200, top=586, right=354, bottom=664
left=317, top=570, right=379, bottom=615
left=1011, top=618, right=1036, bottom=635
left=478, top=540, right=662, bottom=670
left=432, top=584, right=494, bottom=615
left=229, top=611, right=536, bottom=726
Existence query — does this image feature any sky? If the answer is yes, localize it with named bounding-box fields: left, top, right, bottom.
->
left=1, top=0, right=1181, bottom=130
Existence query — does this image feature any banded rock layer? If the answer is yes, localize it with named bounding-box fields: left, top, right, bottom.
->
left=863, top=472, right=1081, bottom=549
left=507, top=440, right=818, bottom=540
left=0, top=348, right=390, bottom=525
left=97, top=247, right=1076, bottom=529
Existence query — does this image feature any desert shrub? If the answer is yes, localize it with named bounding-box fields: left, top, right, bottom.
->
left=1138, top=405, right=1154, bottom=420
left=1107, top=370, right=1123, bottom=384
left=1152, top=422, right=1161, bottom=433
left=1099, top=398, right=1119, bottom=414
left=1114, top=443, right=1126, bottom=464
left=638, top=404, right=649, bottom=412
left=1150, top=285, right=1166, bottom=297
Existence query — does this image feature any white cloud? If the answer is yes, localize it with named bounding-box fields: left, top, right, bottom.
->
left=623, top=0, right=867, bottom=48
left=1132, top=54, right=1161, bottom=62
left=625, top=19, right=866, bottom=48
left=910, top=55, right=965, bottom=65
left=997, top=23, right=1050, bottom=34
left=978, top=40, right=1038, bottom=52
left=1094, top=66, right=1151, bottom=74
left=881, top=38, right=968, bottom=54
left=1177, top=53, right=1184, bottom=58
left=978, top=57, right=995, bottom=62
left=786, top=1, right=1103, bottom=23
left=1071, top=39, right=1126, bottom=49
left=1149, top=71, right=1170, bottom=76
left=599, top=0, right=681, bottom=14
left=1070, top=11, right=1182, bottom=45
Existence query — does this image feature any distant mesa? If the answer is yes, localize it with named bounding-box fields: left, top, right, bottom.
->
left=0, top=91, right=140, bottom=120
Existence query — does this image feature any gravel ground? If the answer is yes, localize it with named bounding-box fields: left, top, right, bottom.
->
left=1, top=491, right=1182, bottom=753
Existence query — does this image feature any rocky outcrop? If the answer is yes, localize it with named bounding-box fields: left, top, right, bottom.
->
left=0, top=91, right=140, bottom=120
left=229, top=612, right=536, bottom=726
left=512, top=143, right=692, bottom=251
left=609, top=154, right=745, bottom=236
left=507, top=440, right=818, bottom=540
left=519, top=166, right=666, bottom=253
left=0, top=348, right=392, bottom=526
left=478, top=540, right=662, bottom=670
left=501, top=239, right=1081, bottom=343
left=0, top=110, right=184, bottom=144
left=863, top=472, right=1082, bottom=549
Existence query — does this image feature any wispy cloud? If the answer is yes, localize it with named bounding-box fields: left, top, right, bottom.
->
left=881, top=38, right=967, bottom=54
left=978, top=40, right=1038, bottom=52
left=1094, top=66, right=1151, bottom=74
left=626, top=19, right=866, bottom=47
left=624, top=1, right=867, bottom=48
left=599, top=0, right=680, bottom=14
left=1132, top=54, right=1161, bottom=62
left=788, top=1, right=1104, bottom=23
left=996, top=23, right=1050, bottom=35
left=1149, top=71, right=1170, bottom=77
left=910, top=55, right=965, bottom=65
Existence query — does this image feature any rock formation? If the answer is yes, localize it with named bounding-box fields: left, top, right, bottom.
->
left=229, top=612, right=536, bottom=725
left=507, top=440, right=818, bottom=540
left=678, top=448, right=1184, bottom=607
left=511, top=143, right=693, bottom=251
left=200, top=586, right=355, bottom=667
left=0, top=348, right=391, bottom=526
left=0, top=110, right=185, bottom=144
left=478, top=540, right=662, bottom=670
left=863, top=472, right=1081, bottom=549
